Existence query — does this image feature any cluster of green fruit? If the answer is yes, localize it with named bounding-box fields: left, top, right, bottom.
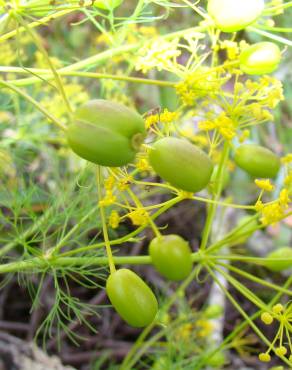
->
left=64, top=0, right=288, bottom=328
left=65, top=97, right=289, bottom=327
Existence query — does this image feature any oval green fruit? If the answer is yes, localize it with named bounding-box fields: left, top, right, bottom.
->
left=67, top=100, right=146, bottom=167
left=106, top=268, right=158, bottom=327
left=265, top=247, right=292, bottom=272
left=207, top=0, right=264, bottom=32
left=93, top=0, right=123, bottom=9
left=149, top=137, right=214, bottom=192
left=240, top=42, right=281, bottom=75
left=234, top=144, right=280, bottom=178
left=149, top=235, right=193, bottom=281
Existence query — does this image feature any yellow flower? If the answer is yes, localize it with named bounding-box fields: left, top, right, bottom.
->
left=239, top=129, right=250, bottom=143
left=279, top=189, right=290, bottom=207
left=145, top=114, right=159, bottom=128
left=272, top=304, right=284, bottom=314
left=135, top=38, right=181, bottom=74
left=136, top=157, right=151, bottom=172
left=261, top=312, right=273, bottom=325
left=127, top=208, right=148, bottom=226
left=198, top=112, right=236, bottom=140
left=159, top=109, right=178, bottom=124
left=255, top=179, right=275, bottom=192
left=109, top=211, right=120, bottom=229
left=99, top=191, right=116, bottom=207
left=104, top=176, right=116, bottom=191
left=259, top=353, right=271, bottom=362
left=275, top=346, right=287, bottom=356
left=118, top=176, right=133, bottom=191
left=281, top=153, right=292, bottom=164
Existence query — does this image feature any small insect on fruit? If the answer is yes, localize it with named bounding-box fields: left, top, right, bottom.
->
left=67, top=100, right=146, bottom=167
left=149, top=234, right=193, bottom=281
left=106, top=269, right=158, bottom=327
left=240, top=42, right=281, bottom=75
left=149, top=137, right=214, bottom=193
left=265, top=247, right=292, bottom=272
left=207, top=0, right=264, bottom=32
left=234, top=144, right=280, bottom=178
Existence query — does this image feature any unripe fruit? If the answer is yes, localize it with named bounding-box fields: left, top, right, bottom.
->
left=240, top=42, right=281, bottom=75
left=93, top=0, right=123, bottom=9
left=207, top=0, right=264, bottom=32
left=67, top=100, right=146, bottom=167
left=149, top=137, right=214, bottom=193
left=234, top=144, right=280, bottom=178
left=149, top=235, right=193, bottom=281
left=106, top=269, right=158, bottom=327
left=265, top=247, right=292, bottom=272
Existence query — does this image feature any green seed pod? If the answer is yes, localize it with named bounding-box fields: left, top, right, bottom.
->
left=265, top=247, right=292, bottom=272
left=67, top=100, right=146, bottom=167
left=240, top=42, right=281, bottom=75
left=149, top=235, right=193, bottom=281
left=106, top=268, right=158, bottom=327
left=93, top=0, right=123, bottom=9
left=149, top=137, right=214, bottom=193
left=207, top=0, right=264, bottom=32
left=234, top=144, right=280, bottom=178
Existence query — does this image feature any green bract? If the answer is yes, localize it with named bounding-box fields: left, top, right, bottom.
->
left=234, top=144, right=280, bottom=178
left=149, top=137, right=214, bottom=193
left=67, top=100, right=146, bottom=167
left=207, top=0, right=264, bottom=32
left=265, top=247, right=292, bottom=272
left=106, top=268, right=158, bottom=327
left=93, top=0, right=123, bottom=10
left=149, top=234, right=193, bottom=281
left=240, top=42, right=281, bottom=75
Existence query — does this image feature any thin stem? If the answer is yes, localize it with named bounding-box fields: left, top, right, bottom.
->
left=96, top=167, right=116, bottom=274
left=205, top=264, right=292, bottom=367
left=248, top=26, right=292, bottom=47
left=200, top=142, right=230, bottom=250
left=0, top=79, right=67, bottom=131
left=60, top=196, right=182, bottom=257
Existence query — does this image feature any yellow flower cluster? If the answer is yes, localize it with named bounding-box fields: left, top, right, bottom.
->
left=135, top=156, right=151, bottom=172
left=198, top=112, right=236, bottom=140
left=176, top=68, right=224, bottom=106
left=109, top=210, right=120, bottom=229
left=135, top=38, right=181, bottom=74
left=127, top=208, right=149, bottom=226
left=259, top=303, right=292, bottom=363
left=255, top=189, right=291, bottom=225
left=145, top=108, right=178, bottom=128
left=255, top=179, right=275, bottom=192
left=99, top=191, right=116, bottom=207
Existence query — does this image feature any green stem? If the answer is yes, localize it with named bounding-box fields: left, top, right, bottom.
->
left=247, top=26, right=292, bottom=47
left=216, top=261, right=292, bottom=296
left=0, top=252, right=203, bottom=274
left=6, top=26, right=206, bottom=87
left=200, top=142, right=230, bottom=250
left=0, top=79, right=67, bottom=131
left=60, top=196, right=182, bottom=257
left=6, top=69, right=176, bottom=87
left=96, top=167, right=116, bottom=274
left=204, top=265, right=292, bottom=368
